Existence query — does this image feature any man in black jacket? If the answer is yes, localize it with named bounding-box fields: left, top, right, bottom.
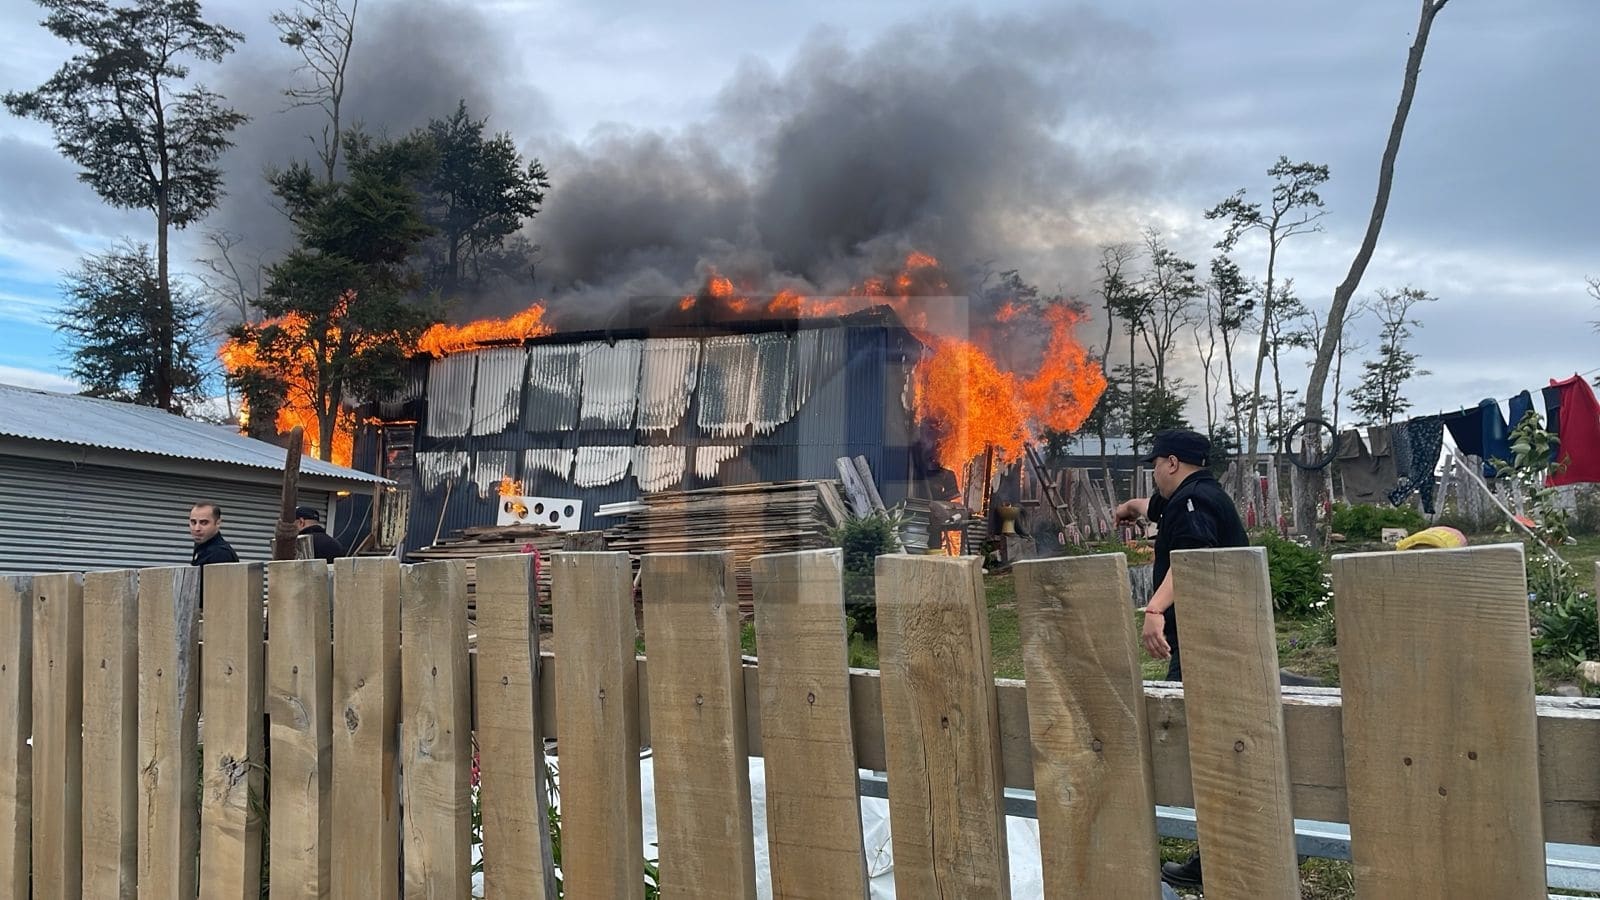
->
left=295, top=506, right=345, bottom=562
left=190, top=502, right=240, bottom=567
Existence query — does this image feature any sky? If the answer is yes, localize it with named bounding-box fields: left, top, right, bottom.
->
left=0, top=0, right=1596, bottom=431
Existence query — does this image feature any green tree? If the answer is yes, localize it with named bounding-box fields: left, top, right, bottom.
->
left=1347, top=286, right=1434, bottom=425
left=230, top=132, right=439, bottom=460
left=55, top=241, right=212, bottom=411
left=421, top=99, right=551, bottom=295
left=6, top=0, right=248, bottom=411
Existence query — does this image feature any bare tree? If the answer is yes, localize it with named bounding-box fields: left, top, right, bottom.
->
left=1588, top=276, right=1599, bottom=331
left=274, top=0, right=359, bottom=185
left=1194, top=290, right=1221, bottom=437
left=195, top=229, right=263, bottom=326
left=1138, top=228, right=1202, bottom=397
left=1209, top=255, right=1252, bottom=456
left=1295, top=0, right=1453, bottom=545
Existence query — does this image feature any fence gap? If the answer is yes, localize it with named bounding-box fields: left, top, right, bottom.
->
left=750, top=549, right=870, bottom=899
left=550, top=551, right=644, bottom=900
left=331, top=556, right=402, bottom=899
left=198, top=562, right=265, bottom=898
left=640, top=551, right=758, bottom=899
left=1333, top=544, right=1546, bottom=896
left=875, top=554, right=1011, bottom=899
left=400, top=560, right=473, bottom=897
left=82, top=569, right=139, bottom=899
left=137, top=565, right=201, bottom=898
left=1014, top=553, right=1162, bottom=899
left=473, top=553, right=557, bottom=898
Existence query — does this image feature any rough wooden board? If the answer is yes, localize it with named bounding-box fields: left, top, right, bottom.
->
left=400, top=561, right=473, bottom=898
left=31, top=572, right=83, bottom=900
left=640, top=552, right=758, bottom=900
left=331, top=557, right=402, bottom=900
left=1171, top=547, right=1299, bottom=899
left=197, top=563, right=265, bottom=900
left=551, top=552, right=644, bottom=900
left=137, top=566, right=201, bottom=900
left=473, top=554, right=557, bottom=899
left=834, top=458, right=874, bottom=518
left=1014, top=554, right=1161, bottom=899
left=267, top=559, right=334, bottom=896
left=1333, top=544, right=1547, bottom=897
left=875, top=554, right=1010, bottom=899
left=852, top=456, right=887, bottom=512
left=81, top=569, right=140, bottom=900
left=749, top=550, right=869, bottom=900
left=0, top=576, right=30, bottom=899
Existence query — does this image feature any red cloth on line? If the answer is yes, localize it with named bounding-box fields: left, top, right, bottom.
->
left=1546, top=375, right=1600, bottom=485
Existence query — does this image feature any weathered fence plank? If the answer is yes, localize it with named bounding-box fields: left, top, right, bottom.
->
left=1171, top=547, right=1299, bottom=899
left=268, top=559, right=334, bottom=897
left=0, top=576, right=30, bottom=898
left=331, top=556, right=402, bottom=900
left=138, top=565, right=201, bottom=899
left=551, top=551, right=644, bottom=900
left=81, top=569, right=139, bottom=899
left=474, top=553, right=557, bottom=899
left=400, top=560, right=473, bottom=898
left=1334, top=544, right=1546, bottom=897
left=31, top=572, right=83, bottom=900
left=640, top=552, right=758, bottom=900
left=876, top=554, right=1011, bottom=899
left=1014, top=553, right=1162, bottom=899
left=198, top=562, right=265, bottom=899
left=750, top=549, right=869, bottom=900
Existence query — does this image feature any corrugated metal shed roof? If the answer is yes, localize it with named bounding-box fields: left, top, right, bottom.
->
left=578, top=340, right=642, bottom=430
left=0, top=383, right=388, bottom=485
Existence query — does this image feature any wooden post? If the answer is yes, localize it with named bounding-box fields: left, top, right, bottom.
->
left=1170, top=547, right=1299, bottom=899
left=1014, top=554, right=1162, bottom=899
left=331, top=557, right=402, bottom=900
left=137, top=566, right=201, bottom=900
left=875, top=554, right=1010, bottom=899
left=551, top=552, right=643, bottom=900
left=274, top=425, right=306, bottom=561
left=267, top=559, right=334, bottom=896
left=1333, top=544, right=1546, bottom=897
left=0, top=576, right=30, bottom=899
left=400, top=561, right=473, bottom=898
left=198, top=562, right=265, bottom=899
left=81, top=569, right=140, bottom=899
left=750, top=550, right=869, bottom=899
left=473, top=554, right=557, bottom=899
left=31, top=572, right=83, bottom=900
left=640, top=552, right=758, bottom=900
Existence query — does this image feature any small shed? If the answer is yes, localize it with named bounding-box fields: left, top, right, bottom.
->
left=0, top=383, right=390, bottom=575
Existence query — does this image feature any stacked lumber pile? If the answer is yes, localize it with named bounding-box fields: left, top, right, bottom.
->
left=605, top=480, right=847, bottom=610
left=406, top=523, right=568, bottom=607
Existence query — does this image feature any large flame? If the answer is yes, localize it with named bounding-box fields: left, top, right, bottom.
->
left=219, top=309, right=360, bottom=465
left=418, top=305, right=553, bottom=357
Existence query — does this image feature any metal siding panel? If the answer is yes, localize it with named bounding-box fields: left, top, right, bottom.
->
left=697, top=335, right=758, bottom=438
left=0, top=453, right=328, bottom=574
left=471, top=450, right=517, bottom=499
left=425, top=354, right=477, bottom=437
left=523, top=345, right=581, bottom=432
left=578, top=340, right=642, bottom=430
left=632, top=446, right=686, bottom=493
left=471, top=347, right=527, bottom=435
left=522, top=448, right=574, bottom=482
left=750, top=332, right=795, bottom=436
left=572, top=446, right=631, bottom=488
left=636, top=339, right=699, bottom=434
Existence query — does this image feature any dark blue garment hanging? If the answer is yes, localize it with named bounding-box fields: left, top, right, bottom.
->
left=1478, top=398, right=1511, bottom=476
left=1508, top=390, right=1536, bottom=433
left=1543, top=384, right=1564, bottom=463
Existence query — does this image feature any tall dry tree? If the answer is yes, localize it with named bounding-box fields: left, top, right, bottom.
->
left=274, top=0, right=359, bottom=185
left=1294, top=0, right=1453, bottom=544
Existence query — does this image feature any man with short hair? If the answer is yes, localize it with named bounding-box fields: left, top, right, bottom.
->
left=190, top=502, right=240, bottom=567
left=294, top=505, right=345, bottom=562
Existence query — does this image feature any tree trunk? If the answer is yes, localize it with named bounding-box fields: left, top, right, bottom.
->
left=156, top=195, right=174, bottom=411
left=1243, top=255, right=1276, bottom=488
left=1294, top=0, right=1450, bottom=546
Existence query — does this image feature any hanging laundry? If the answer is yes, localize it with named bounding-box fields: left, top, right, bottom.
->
left=1441, top=407, right=1482, bottom=457
left=1336, top=429, right=1398, bottom=505
left=1479, top=398, right=1512, bottom=475
left=1542, top=383, right=1566, bottom=464
left=1388, top=415, right=1443, bottom=513
left=1508, top=389, right=1537, bottom=432
left=1546, top=375, right=1600, bottom=486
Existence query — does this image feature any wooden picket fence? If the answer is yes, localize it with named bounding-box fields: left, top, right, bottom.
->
left=0, top=543, right=1593, bottom=898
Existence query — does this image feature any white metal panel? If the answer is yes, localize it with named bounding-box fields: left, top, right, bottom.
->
left=697, top=335, right=760, bottom=438
left=694, top=445, right=740, bottom=480
left=426, top=354, right=477, bottom=437
left=472, top=450, right=516, bottom=498
left=632, top=446, right=686, bottom=492
left=471, top=347, right=527, bottom=435
left=572, top=446, right=631, bottom=488
left=522, top=448, right=574, bottom=481
left=636, top=339, right=700, bottom=433
left=578, top=340, right=642, bottom=430
left=416, top=450, right=468, bottom=492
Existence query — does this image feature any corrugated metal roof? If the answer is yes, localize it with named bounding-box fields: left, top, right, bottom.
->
left=426, top=354, right=476, bottom=437
left=471, top=450, right=516, bottom=498
left=471, top=347, right=526, bottom=435
left=415, top=450, right=467, bottom=491
left=636, top=339, right=699, bottom=433
left=578, top=340, right=642, bottom=430
left=0, top=382, right=387, bottom=485
left=632, top=445, right=686, bottom=492
left=573, top=446, right=631, bottom=487
left=751, top=332, right=795, bottom=435
left=698, top=335, right=759, bottom=438
left=524, top=344, right=581, bottom=432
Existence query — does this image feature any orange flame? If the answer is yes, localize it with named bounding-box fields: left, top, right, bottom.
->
left=219, top=307, right=358, bottom=466
left=498, top=476, right=523, bottom=496
left=417, top=305, right=553, bottom=358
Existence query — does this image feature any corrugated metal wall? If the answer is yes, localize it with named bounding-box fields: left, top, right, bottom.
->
left=0, top=453, right=331, bottom=574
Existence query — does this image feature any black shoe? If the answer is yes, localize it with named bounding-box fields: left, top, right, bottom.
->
left=1161, top=851, right=1203, bottom=889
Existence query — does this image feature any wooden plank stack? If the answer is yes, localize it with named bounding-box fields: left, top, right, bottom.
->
left=406, top=524, right=568, bottom=606
left=605, top=481, right=845, bottom=610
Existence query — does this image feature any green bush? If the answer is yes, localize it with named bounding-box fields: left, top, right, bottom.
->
left=1252, top=530, right=1327, bottom=617
left=1573, top=486, right=1600, bottom=535
left=1330, top=502, right=1426, bottom=541
left=828, top=511, right=902, bottom=640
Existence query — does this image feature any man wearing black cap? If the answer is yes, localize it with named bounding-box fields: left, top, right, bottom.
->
left=294, top=506, right=346, bottom=563
left=1115, top=428, right=1247, bottom=889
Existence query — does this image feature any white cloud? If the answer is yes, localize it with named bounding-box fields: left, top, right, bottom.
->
left=0, top=364, right=76, bottom=393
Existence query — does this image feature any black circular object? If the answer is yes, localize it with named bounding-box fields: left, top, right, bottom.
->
left=1279, top=417, right=1338, bottom=470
